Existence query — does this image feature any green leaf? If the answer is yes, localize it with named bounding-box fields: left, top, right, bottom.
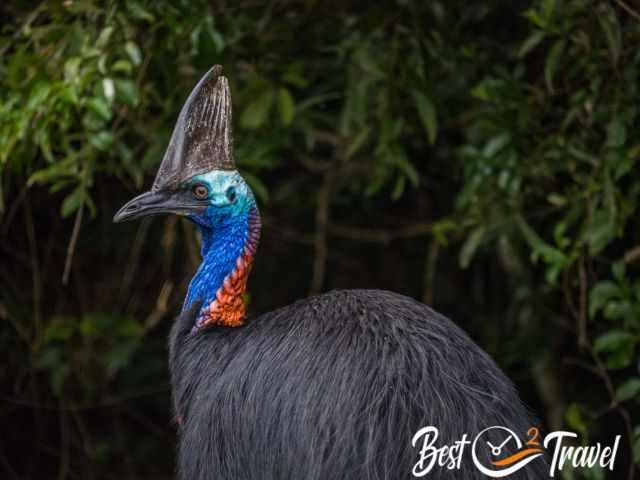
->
left=344, top=127, right=371, bottom=159
left=518, top=31, right=546, bottom=58
left=412, top=90, right=438, bottom=145
left=553, top=222, right=570, bottom=249
left=125, top=40, right=142, bottom=66
left=282, top=68, right=309, bottom=88
left=64, top=57, right=82, bottom=81
left=87, top=97, right=112, bottom=121
left=471, top=82, right=490, bottom=101
left=541, top=0, right=556, bottom=19
left=27, top=83, right=51, bottom=110
left=391, top=175, right=405, bottom=201
left=594, top=330, right=635, bottom=369
left=431, top=220, right=457, bottom=246
left=28, top=157, right=77, bottom=186
left=565, top=403, right=587, bottom=437
left=459, top=227, right=486, bottom=268
left=98, top=54, right=108, bottom=75
left=545, top=40, right=565, bottom=94
left=115, top=79, right=139, bottom=106
left=603, top=301, right=629, bottom=321
left=606, top=119, right=626, bottom=148
left=584, top=210, right=616, bottom=255
left=548, top=193, right=568, bottom=207
left=126, top=0, right=155, bottom=22
left=516, top=216, right=567, bottom=266
left=615, top=378, right=640, bottom=402
left=594, top=330, right=634, bottom=352
left=612, top=262, right=625, bottom=282
left=240, top=90, right=274, bottom=129
left=111, top=59, right=133, bottom=73
left=102, top=78, right=115, bottom=102
left=589, top=281, right=621, bottom=318
left=89, top=131, right=114, bottom=151
left=59, top=84, right=79, bottom=105
left=61, top=185, right=85, bottom=218
left=277, top=88, right=295, bottom=126
left=43, top=321, right=74, bottom=342
left=80, top=317, right=98, bottom=337
left=605, top=347, right=635, bottom=370
left=96, top=26, right=114, bottom=49
left=208, top=28, right=225, bottom=53
left=345, top=128, right=370, bottom=159
left=597, top=4, right=621, bottom=67
left=523, top=9, right=546, bottom=29
left=354, top=47, right=385, bottom=79
left=393, top=150, right=419, bottom=186
left=483, top=133, right=511, bottom=158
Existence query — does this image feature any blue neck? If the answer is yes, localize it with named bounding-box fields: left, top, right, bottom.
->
left=184, top=212, right=251, bottom=311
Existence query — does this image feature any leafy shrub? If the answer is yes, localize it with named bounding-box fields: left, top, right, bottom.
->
left=1, top=1, right=638, bottom=478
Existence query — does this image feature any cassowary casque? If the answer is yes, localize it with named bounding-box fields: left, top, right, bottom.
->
left=114, top=66, right=549, bottom=479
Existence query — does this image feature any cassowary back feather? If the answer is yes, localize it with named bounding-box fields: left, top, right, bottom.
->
left=170, top=289, right=548, bottom=480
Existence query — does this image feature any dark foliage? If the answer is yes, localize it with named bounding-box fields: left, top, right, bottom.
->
left=1, top=1, right=639, bottom=479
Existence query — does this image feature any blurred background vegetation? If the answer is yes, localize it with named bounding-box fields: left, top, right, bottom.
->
left=1, top=0, right=639, bottom=478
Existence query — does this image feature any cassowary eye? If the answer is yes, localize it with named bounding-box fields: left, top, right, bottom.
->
left=193, top=184, right=209, bottom=200
left=226, top=186, right=236, bottom=203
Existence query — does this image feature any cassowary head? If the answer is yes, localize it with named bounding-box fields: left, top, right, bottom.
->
left=113, top=65, right=255, bottom=228
left=114, top=66, right=260, bottom=329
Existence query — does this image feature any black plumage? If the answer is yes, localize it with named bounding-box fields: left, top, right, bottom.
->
left=169, top=289, right=548, bottom=479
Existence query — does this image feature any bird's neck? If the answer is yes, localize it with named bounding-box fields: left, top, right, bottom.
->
left=185, top=205, right=261, bottom=329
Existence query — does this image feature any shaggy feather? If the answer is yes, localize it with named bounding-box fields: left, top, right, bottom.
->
left=170, top=289, right=549, bottom=479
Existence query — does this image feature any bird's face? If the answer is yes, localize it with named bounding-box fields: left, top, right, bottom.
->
left=113, top=170, right=254, bottom=227
left=186, top=171, right=254, bottom=228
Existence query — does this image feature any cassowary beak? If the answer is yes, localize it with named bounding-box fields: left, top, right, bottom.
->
left=114, top=65, right=231, bottom=224
left=113, top=190, right=207, bottom=223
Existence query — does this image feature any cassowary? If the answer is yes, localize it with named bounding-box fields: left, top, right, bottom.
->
left=114, top=66, right=548, bottom=479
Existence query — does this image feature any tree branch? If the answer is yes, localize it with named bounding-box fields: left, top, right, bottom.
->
left=614, top=0, right=640, bottom=22
left=62, top=202, right=84, bottom=285
left=309, top=172, right=332, bottom=294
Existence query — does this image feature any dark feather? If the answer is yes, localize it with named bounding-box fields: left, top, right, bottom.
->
left=170, top=289, right=549, bottom=479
